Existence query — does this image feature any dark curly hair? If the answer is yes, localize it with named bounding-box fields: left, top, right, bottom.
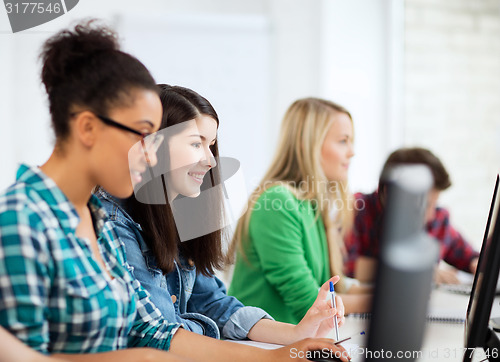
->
left=40, top=19, right=158, bottom=141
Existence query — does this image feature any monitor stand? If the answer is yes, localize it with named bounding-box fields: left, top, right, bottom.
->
left=483, top=328, right=500, bottom=361
left=470, top=328, right=500, bottom=362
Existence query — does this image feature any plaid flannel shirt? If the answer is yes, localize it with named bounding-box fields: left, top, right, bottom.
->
left=0, top=164, right=181, bottom=354
left=344, top=191, right=479, bottom=277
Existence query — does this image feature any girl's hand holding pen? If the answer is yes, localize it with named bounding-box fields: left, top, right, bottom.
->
left=293, top=276, right=346, bottom=340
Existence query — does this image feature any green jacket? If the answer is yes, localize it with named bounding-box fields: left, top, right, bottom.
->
left=229, top=185, right=330, bottom=324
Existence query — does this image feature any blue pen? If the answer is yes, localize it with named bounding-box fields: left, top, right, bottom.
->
left=334, top=330, right=365, bottom=345
left=330, top=281, right=340, bottom=341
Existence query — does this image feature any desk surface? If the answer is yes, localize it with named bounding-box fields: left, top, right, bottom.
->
left=341, top=289, right=468, bottom=361
left=233, top=288, right=500, bottom=362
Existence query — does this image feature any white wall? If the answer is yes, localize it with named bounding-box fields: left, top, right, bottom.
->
left=319, top=0, right=404, bottom=194
left=403, top=0, right=500, bottom=247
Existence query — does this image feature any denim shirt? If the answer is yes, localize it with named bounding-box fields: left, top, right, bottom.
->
left=96, top=189, right=272, bottom=339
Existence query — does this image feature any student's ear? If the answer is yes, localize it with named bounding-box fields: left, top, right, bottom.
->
left=74, top=111, right=99, bottom=148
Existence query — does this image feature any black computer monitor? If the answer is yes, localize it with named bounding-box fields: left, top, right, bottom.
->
left=464, top=174, right=500, bottom=362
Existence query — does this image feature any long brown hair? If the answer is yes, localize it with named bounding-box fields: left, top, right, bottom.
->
left=228, top=98, right=354, bottom=292
left=126, top=84, right=225, bottom=276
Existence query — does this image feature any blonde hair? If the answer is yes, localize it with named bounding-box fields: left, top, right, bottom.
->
left=228, top=97, right=354, bottom=292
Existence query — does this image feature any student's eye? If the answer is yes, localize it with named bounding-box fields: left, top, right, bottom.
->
left=192, top=142, right=202, bottom=149
left=339, top=139, right=347, bottom=144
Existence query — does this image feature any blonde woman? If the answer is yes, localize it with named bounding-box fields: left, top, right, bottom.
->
left=229, top=98, right=371, bottom=323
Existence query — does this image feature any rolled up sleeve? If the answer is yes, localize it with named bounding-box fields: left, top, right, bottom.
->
left=222, top=306, right=273, bottom=340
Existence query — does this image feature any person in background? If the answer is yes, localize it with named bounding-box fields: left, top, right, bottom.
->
left=97, top=84, right=346, bottom=344
left=0, top=21, right=348, bottom=362
left=344, top=147, right=479, bottom=284
left=228, top=98, right=372, bottom=320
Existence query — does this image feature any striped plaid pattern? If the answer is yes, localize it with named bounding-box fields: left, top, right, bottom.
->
left=344, top=191, right=479, bottom=277
left=0, top=164, right=181, bottom=354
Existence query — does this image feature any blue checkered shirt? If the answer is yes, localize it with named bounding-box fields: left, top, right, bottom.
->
left=0, top=165, right=181, bottom=354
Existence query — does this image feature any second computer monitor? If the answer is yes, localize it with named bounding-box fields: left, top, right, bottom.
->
left=463, top=174, right=500, bottom=362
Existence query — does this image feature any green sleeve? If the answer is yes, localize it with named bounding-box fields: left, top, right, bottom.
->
left=249, top=187, right=321, bottom=320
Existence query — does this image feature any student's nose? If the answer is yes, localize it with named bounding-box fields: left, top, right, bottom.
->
left=139, top=142, right=158, bottom=168
left=145, top=147, right=158, bottom=167
left=142, top=133, right=164, bottom=168
left=348, top=142, right=355, bottom=158
left=200, top=147, right=217, bottom=168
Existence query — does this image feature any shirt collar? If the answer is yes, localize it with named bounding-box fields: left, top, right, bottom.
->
left=16, top=164, right=109, bottom=235
left=88, top=194, right=109, bottom=236
left=95, top=188, right=142, bottom=231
